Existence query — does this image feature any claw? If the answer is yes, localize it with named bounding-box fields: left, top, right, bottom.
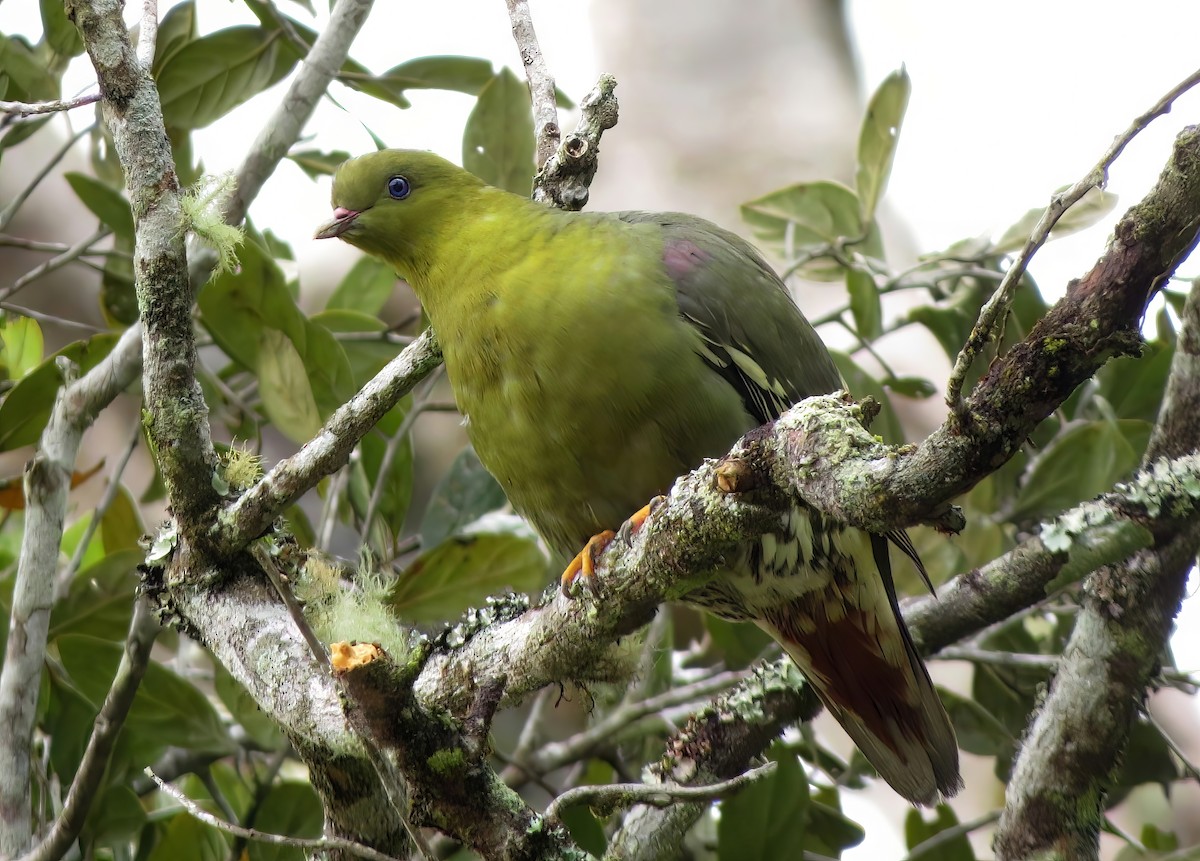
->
left=560, top=498, right=662, bottom=598
left=561, top=530, right=615, bottom=597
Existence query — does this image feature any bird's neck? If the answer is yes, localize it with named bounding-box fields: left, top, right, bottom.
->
left=404, top=190, right=564, bottom=332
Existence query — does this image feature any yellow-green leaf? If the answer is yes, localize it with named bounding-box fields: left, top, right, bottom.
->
left=0, top=315, right=43, bottom=380
left=257, top=328, right=322, bottom=444
left=856, top=67, right=910, bottom=224
left=463, top=67, right=536, bottom=195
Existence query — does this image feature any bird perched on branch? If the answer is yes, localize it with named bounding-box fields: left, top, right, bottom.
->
left=315, top=149, right=961, bottom=805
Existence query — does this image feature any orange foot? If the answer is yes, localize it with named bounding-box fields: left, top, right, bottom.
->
left=560, top=499, right=659, bottom=597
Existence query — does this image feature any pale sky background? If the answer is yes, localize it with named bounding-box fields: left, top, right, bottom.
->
left=4, top=0, right=1200, bottom=854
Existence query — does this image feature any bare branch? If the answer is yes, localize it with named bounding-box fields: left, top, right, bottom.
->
left=545, top=762, right=775, bottom=823
left=146, top=770, right=405, bottom=861
left=946, top=65, right=1200, bottom=411
left=18, top=599, right=160, bottom=861
left=0, top=93, right=101, bottom=119
left=532, top=74, right=619, bottom=210
left=136, top=0, right=158, bottom=69
left=994, top=265, right=1200, bottom=859
left=505, top=0, right=560, bottom=169
left=0, top=229, right=111, bottom=304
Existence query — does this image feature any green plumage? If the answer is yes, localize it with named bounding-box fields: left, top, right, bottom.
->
left=316, top=150, right=961, bottom=805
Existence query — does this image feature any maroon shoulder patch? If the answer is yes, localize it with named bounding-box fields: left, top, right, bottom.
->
left=663, top=239, right=712, bottom=282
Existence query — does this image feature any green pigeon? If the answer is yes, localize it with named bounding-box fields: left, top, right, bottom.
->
left=315, top=149, right=961, bottom=805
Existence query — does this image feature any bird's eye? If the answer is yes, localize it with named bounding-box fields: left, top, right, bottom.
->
left=387, top=175, right=411, bottom=200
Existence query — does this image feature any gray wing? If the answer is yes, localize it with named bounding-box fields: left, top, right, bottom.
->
left=618, top=211, right=933, bottom=592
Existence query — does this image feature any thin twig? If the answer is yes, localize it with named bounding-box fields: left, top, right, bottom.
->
left=504, top=0, right=560, bottom=169
left=544, top=762, right=775, bottom=823
left=0, top=124, right=93, bottom=232
left=18, top=598, right=160, bottom=861
left=0, top=304, right=105, bottom=333
left=146, top=771, right=405, bottom=861
left=137, top=0, right=159, bottom=68
left=56, top=422, right=141, bottom=598
left=0, top=228, right=111, bottom=303
left=902, top=810, right=1001, bottom=860
left=0, top=94, right=102, bottom=119
left=945, top=65, right=1200, bottom=414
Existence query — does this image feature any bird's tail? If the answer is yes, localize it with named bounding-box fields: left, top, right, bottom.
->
left=757, top=538, right=961, bottom=806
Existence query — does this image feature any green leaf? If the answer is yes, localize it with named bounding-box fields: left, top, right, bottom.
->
left=40, top=0, right=84, bottom=57
left=152, top=0, right=197, bottom=75
left=906, top=303, right=975, bottom=360
left=84, top=785, right=147, bottom=849
left=846, top=268, right=882, bottom=340
left=1011, top=419, right=1143, bottom=520
left=327, top=255, right=396, bottom=316
left=462, top=67, right=536, bottom=195
left=420, top=446, right=508, bottom=548
left=65, top=172, right=134, bottom=239
left=311, top=309, right=402, bottom=385
left=258, top=328, right=323, bottom=444
left=993, top=186, right=1119, bottom=255
left=718, top=752, right=809, bottom=861
left=49, top=549, right=143, bottom=641
left=1108, top=719, right=1179, bottom=806
left=390, top=526, right=546, bottom=623
left=905, top=805, right=975, bottom=861
left=560, top=805, right=606, bottom=857
left=0, top=315, right=44, bottom=380
left=287, top=148, right=351, bottom=181
left=101, top=484, right=144, bottom=552
left=828, top=351, right=904, bottom=444
left=0, top=33, right=57, bottom=100
left=884, top=375, right=937, bottom=399
left=0, top=333, right=120, bottom=451
left=704, top=615, right=774, bottom=669
left=199, top=238, right=356, bottom=418
left=56, top=635, right=233, bottom=755
left=213, top=665, right=284, bottom=750
left=378, top=55, right=495, bottom=96
left=1098, top=342, right=1174, bottom=424
left=158, top=27, right=296, bottom=130
left=0, top=35, right=58, bottom=152
left=740, top=181, right=882, bottom=281
left=855, top=67, right=910, bottom=224
left=146, top=811, right=227, bottom=861
left=100, top=233, right=138, bottom=326
left=248, top=783, right=324, bottom=861
left=937, top=688, right=1014, bottom=758
left=349, top=400, right=414, bottom=540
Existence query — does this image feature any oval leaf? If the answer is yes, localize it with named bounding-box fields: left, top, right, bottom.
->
left=390, top=528, right=546, bottom=624
left=65, top=172, right=134, bottom=240
left=856, top=67, right=910, bottom=224
left=158, top=27, right=296, bottom=130
left=258, top=328, right=322, bottom=444
left=462, top=67, right=536, bottom=195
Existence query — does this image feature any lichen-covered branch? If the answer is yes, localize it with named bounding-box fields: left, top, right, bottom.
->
left=505, top=0, right=560, bottom=169
left=0, top=341, right=140, bottom=856
left=532, top=74, right=619, bottom=210
left=873, top=126, right=1200, bottom=528
left=18, top=599, right=160, bottom=861
left=993, top=275, right=1200, bottom=859
left=73, top=0, right=220, bottom=528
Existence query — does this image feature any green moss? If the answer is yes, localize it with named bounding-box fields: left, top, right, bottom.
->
left=426, top=747, right=467, bottom=775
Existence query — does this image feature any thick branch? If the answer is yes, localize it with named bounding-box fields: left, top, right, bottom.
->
left=873, top=126, right=1200, bottom=528
left=74, top=0, right=220, bottom=529
left=993, top=275, right=1200, bottom=859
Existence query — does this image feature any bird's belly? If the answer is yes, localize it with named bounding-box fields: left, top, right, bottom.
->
left=447, top=330, right=752, bottom=560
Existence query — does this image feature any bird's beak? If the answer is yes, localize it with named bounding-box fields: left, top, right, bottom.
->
left=314, top=206, right=361, bottom=240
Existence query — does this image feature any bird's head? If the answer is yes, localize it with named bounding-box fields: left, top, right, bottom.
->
left=314, top=149, right=487, bottom=276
